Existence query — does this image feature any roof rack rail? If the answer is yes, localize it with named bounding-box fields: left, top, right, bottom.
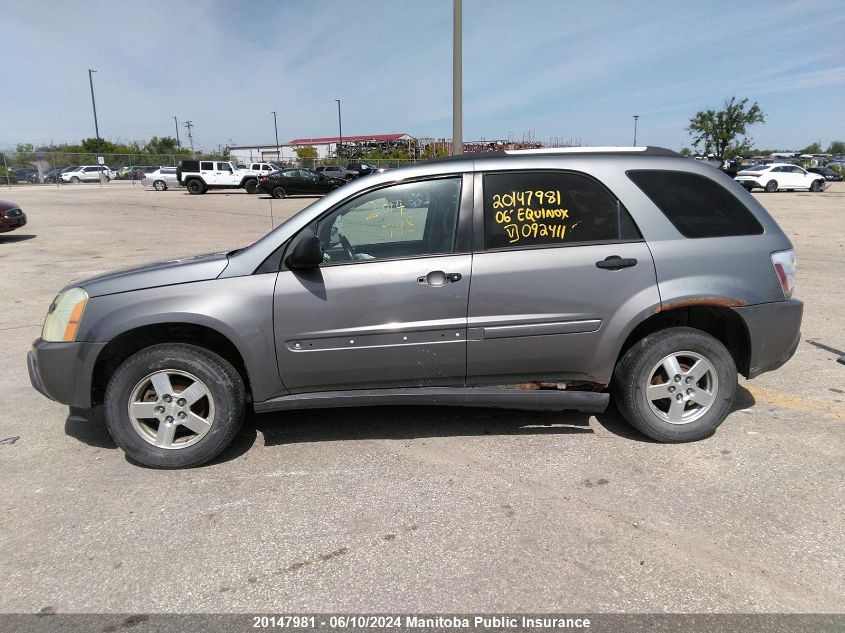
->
left=503, top=146, right=679, bottom=157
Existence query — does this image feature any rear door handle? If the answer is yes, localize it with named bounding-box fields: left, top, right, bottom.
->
left=596, top=256, right=638, bottom=270
left=417, top=271, right=462, bottom=287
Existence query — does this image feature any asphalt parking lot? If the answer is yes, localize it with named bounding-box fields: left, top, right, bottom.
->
left=0, top=180, right=842, bottom=614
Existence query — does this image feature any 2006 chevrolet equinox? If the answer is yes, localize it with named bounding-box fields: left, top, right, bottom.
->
left=28, top=147, right=803, bottom=468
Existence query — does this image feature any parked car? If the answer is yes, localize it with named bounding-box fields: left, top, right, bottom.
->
left=60, top=165, right=113, bottom=183
left=315, top=165, right=357, bottom=181
left=345, top=162, right=380, bottom=177
left=734, top=163, right=825, bottom=192
left=12, top=168, right=38, bottom=183
left=141, top=167, right=180, bottom=191
left=807, top=167, right=843, bottom=182
left=0, top=200, right=27, bottom=233
left=258, top=168, right=346, bottom=198
left=28, top=146, right=802, bottom=468
left=176, top=160, right=261, bottom=194
left=40, top=167, right=66, bottom=183
left=128, top=166, right=158, bottom=180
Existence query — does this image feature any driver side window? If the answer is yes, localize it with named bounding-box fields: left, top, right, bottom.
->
left=315, top=178, right=461, bottom=264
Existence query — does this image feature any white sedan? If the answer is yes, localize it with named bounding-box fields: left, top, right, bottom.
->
left=735, top=163, right=825, bottom=192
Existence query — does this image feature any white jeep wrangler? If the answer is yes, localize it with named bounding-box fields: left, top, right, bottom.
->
left=176, top=160, right=261, bottom=194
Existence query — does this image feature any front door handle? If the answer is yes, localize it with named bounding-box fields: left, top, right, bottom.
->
left=417, top=271, right=462, bottom=287
left=596, top=256, right=638, bottom=270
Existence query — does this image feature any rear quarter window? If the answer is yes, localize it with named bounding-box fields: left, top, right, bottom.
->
left=627, top=169, right=763, bottom=238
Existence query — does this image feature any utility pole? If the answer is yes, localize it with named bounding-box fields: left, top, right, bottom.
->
left=633, top=115, right=640, bottom=146
left=88, top=69, right=102, bottom=156
left=452, top=0, right=462, bottom=155
left=333, top=99, right=343, bottom=159
left=271, top=111, right=280, bottom=161
left=184, top=120, right=195, bottom=157
left=174, top=116, right=181, bottom=147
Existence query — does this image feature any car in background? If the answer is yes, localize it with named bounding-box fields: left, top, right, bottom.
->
left=345, top=162, right=380, bottom=177
left=247, top=162, right=284, bottom=176
left=40, top=167, right=67, bottom=183
left=12, top=168, right=38, bottom=183
left=0, top=200, right=27, bottom=233
left=807, top=167, right=843, bottom=182
left=60, top=165, right=113, bottom=183
left=315, top=165, right=357, bottom=181
left=734, top=163, right=825, bottom=192
left=258, top=168, right=346, bottom=198
left=141, top=167, right=180, bottom=191
left=127, top=166, right=158, bottom=180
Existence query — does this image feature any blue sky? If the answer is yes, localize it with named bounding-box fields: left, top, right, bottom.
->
left=2, top=0, right=843, bottom=151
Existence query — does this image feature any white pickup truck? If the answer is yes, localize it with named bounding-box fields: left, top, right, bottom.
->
left=176, top=160, right=279, bottom=194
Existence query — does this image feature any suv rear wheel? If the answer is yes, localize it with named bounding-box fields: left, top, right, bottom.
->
left=245, top=179, right=259, bottom=194
left=186, top=179, right=206, bottom=195
left=104, top=343, right=245, bottom=468
left=613, top=327, right=737, bottom=442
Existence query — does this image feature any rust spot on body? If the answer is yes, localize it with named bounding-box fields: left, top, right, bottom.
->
left=656, top=297, right=747, bottom=313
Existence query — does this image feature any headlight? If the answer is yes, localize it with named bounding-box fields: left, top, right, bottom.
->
left=42, top=288, right=88, bottom=342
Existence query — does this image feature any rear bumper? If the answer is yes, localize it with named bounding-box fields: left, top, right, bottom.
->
left=733, top=299, right=803, bottom=379
left=28, top=339, right=107, bottom=408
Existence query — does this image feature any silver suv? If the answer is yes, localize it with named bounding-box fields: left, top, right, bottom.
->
left=28, top=147, right=802, bottom=468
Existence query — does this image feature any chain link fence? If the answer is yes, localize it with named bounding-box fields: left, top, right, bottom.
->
left=0, top=151, right=231, bottom=187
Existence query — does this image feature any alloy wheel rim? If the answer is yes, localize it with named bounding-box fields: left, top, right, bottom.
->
left=645, top=351, right=718, bottom=425
left=127, top=369, right=215, bottom=449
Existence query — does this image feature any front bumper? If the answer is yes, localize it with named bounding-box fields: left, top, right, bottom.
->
left=732, top=299, right=803, bottom=379
left=28, top=339, right=108, bottom=408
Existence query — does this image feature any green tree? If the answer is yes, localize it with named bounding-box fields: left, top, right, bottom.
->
left=800, top=142, right=822, bottom=154
left=420, top=145, right=448, bottom=160
left=687, top=97, right=765, bottom=158
left=679, top=147, right=691, bottom=157
left=294, top=145, right=317, bottom=161
left=15, top=143, right=34, bottom=154
left=827, top=140, right=844, bottom=155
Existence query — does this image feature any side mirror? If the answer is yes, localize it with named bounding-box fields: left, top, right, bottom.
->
left=285, top=230, right=323, bottom=270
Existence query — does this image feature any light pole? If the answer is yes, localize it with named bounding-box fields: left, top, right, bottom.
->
left=333, top=99, right=343, bottom=159
left=633, top=115, right=639, bottom=146
left=174, top=116, right=181, bottom=147
left=271, top=111, right=280, bottom=161
left=452, top=0, right=462, bottom=155
left=88, top=69, right=102, bottom=156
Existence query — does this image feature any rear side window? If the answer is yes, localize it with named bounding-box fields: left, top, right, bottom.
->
left=627, top=170, right=763, bottom=238
left=483, top=171, right=640, bottom=249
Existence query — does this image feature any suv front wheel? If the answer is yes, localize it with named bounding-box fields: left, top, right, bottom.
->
left=613, top=327, right=737, bottom=442
left=104, top=343, right=245, bottom=468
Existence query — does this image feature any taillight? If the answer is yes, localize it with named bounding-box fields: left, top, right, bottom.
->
left=259, top=177, right=268, bottom=183
left=771, top=249, right=796, bottom=299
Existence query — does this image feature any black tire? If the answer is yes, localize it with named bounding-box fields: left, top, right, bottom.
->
left=104, top=343, right=245, bottom=468
left=186, top=179, right=206, bottom=195
left=244, top=179, right=259, bottom=194
left=271, top=186, right=287, bottom=199
left=765, top=179, right=778, bottom=192
left=809, top=180, right=821, bottom=192
left=612, top=327, right=737, bottom=443
left=153, top=180, right=167, bottom=191
left=70, top=176, right=80, bottom=183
